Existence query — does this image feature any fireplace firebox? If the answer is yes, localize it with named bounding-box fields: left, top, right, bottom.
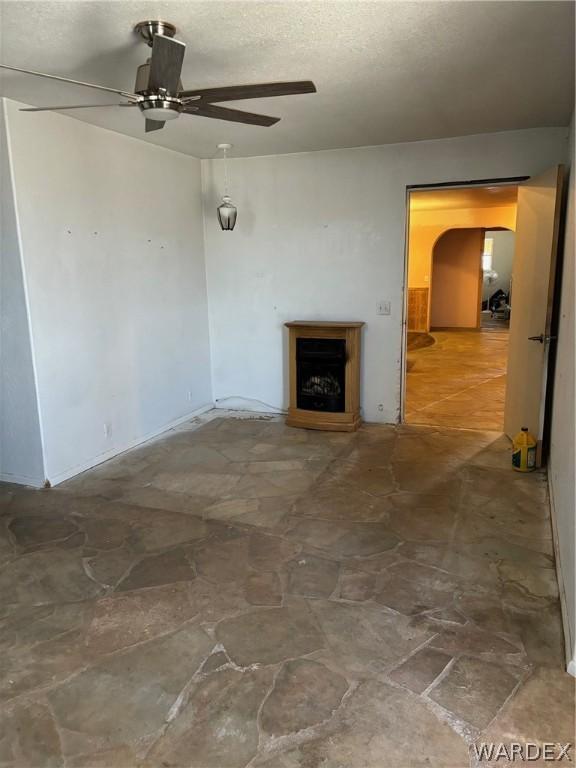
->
left=296, top=338, right=346, bottom=412
left=285, top=321, right=364, bottom=432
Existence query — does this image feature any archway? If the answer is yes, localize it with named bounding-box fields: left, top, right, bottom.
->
left=430, top=228, right=485, bottom=329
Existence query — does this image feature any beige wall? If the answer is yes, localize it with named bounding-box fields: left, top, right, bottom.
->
left=408, top=204, right=517, bottom=288
left=430, top=229, right=485, bottom=328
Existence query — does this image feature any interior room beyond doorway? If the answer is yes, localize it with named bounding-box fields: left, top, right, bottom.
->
left=405, top=185, right=518, bottom=431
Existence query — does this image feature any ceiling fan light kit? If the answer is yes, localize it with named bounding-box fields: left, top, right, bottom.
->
left=217, top=144, right=237, bottom=231
left=139, top=97, right=181, bottom=122
left=0, top=20, right=316, bottom=134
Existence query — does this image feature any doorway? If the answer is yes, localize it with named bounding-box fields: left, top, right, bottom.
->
left=401, top=167, right=565, bottom=457
left=403, top=185, right=518, bottom=431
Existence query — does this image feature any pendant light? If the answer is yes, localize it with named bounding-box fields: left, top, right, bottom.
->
left=216, top=143, right=237, bottom=231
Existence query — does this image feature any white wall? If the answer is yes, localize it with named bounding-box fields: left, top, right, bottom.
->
left=549, top=111, right=575, bottom=675
left=202, top=128, right=568, bottom=422
left=0, top=102, right=45, bottom=485
left=4, top=99, right=213, bottom=484
left=482, top=230, right=515, bottom=302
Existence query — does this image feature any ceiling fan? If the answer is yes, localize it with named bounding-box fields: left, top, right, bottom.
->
left=0, top=20, right=316, bottom=133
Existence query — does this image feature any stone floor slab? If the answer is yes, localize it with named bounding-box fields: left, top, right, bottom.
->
left=293, top=679, right=470, bottom=767
left=85, top=584, right=198, bottom=655
left=245, top=571, right=282, bottom=606
left=389, top=646, right=452, bottom=694
left=286, top=554, right=339, bottom=598
left=287, top=518, right=400, bottom=558
left=479, top=667, right=575, bottom=766
left=48, top=625, right=213, bottom=756
left=115, top=547, right=195, bottom=592
left=429, top=656, right=520, bottom=729
left=0, top=550, right=103, bottom=606
left=260, top=659, right=348, bottom=736
left=147, top=666, right=273, bottom=768
left=216, top=602, right=324, bottom=667
left=0, top=700, right=62, bottom=768
left=310, top=599, right=433, bottom=676
left=374, top=561, right=457, bottom=615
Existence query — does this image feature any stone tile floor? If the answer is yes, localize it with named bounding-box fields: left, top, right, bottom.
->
left=405, top=329, right=508, bottom=431
left=0, top=414, right=573, bottom=767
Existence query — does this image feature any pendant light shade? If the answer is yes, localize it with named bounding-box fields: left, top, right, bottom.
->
left=216, top=143, right=237, bottom=231
left=217, top=196, right=237, bottom=230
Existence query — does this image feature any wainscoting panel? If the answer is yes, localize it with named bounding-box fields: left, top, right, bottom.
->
left=407, top=287, right=429, bottom=332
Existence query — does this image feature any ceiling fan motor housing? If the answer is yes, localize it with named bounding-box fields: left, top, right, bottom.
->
left=134, top=62, right=183, bottom=96
left=134, top=62, right=183, bottom=120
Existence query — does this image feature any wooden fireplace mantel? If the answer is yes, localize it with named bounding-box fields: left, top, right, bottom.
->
left=285, top=321, right=365, bottom=328
left=285, top=321, right=365, bottom=432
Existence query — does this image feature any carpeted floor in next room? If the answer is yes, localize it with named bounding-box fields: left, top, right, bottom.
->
left=0, top=414, right=573, bottom=767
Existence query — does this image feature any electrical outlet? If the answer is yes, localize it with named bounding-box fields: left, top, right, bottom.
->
left=377, top=404, right=384, bottom=412
left=187, top=390, right=193, bottom=402
left=103, top=422, right=112, bottom=439
left=377, top=301, right=391, bottom=316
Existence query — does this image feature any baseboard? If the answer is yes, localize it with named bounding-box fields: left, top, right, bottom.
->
left=548, top=473, right=575, bottom=675
left=0, top=472, right=45, bottom=488
left=47, top=402, right=215, bottom=486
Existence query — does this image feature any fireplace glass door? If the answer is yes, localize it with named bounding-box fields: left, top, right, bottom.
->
left=296, top=338, right=346, bottom=412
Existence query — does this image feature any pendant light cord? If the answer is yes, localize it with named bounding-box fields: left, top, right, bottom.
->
left=223, top=146, right=229, bottom=197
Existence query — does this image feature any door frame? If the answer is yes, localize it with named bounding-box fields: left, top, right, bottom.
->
left=400, top=176, right=528, bottom=425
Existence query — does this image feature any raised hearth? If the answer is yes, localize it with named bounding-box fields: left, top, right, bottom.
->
left=285, top=321, right=364, bottom=432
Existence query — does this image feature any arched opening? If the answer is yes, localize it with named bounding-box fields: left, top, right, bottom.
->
left=430, top=228, right=485, bottom=329
left=429, top=227, right=515, bottom=330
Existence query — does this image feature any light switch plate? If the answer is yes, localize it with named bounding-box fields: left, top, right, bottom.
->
left=377, top=301, right=391, bottom=316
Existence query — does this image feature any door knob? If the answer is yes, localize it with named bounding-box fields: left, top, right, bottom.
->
left=528, top=334, right=557, bottom=344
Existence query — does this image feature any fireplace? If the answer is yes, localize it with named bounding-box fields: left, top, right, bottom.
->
left=285, top=321, right=364, bottom=432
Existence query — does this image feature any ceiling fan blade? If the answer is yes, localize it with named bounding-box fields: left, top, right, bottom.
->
left=19, top=103, right=137, bottom=112
left=145, top=119, right=165, bottom=132
left=0, top=64, right=138, bottom=101
left=179, top=81, right=316, bottom=103
left=184, top=103, right=280, bottom=126
left=148, top=35, right=185, bottom=94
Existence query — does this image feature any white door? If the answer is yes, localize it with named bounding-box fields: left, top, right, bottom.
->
left=504, top=165, right=565, bottom=454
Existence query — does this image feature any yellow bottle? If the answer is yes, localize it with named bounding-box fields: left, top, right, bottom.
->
left=512, top=427, right=537, bottom=472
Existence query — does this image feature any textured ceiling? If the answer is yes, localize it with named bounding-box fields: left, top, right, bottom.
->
left=410, top=185, right=518, bottom=212
left=0, top=1, right=573, bottom=158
